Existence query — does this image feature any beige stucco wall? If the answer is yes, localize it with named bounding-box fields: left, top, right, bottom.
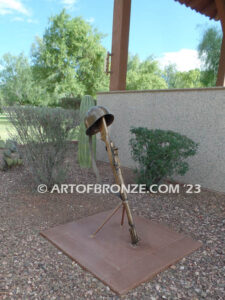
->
left=97, top=87, right=225, bottom=193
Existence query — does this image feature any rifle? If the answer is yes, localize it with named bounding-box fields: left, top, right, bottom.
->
left=85, top=106, right=139, bottom=245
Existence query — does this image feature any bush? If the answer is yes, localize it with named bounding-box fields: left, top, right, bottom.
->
left=129, top=127, right=198, bottom=188
left=4, top=106, right=79, bottom=188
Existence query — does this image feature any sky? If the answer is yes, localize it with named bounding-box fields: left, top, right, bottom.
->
left=0, top=0, right=222, bottom=71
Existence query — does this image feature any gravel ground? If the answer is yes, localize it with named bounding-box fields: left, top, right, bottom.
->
left=0, top=145, right=225, bottom=299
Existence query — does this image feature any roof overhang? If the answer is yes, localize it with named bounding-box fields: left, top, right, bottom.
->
left=175, top=0, right=219, bottom=21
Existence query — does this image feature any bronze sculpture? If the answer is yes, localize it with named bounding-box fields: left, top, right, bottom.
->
left=84, top=106, right=139, bottom=245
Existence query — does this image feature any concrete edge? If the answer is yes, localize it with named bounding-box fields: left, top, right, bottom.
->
left=97, top=87, right=225, bottom=95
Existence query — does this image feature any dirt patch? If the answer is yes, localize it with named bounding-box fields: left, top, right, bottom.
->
left=1, top=144, right=225, bottom=299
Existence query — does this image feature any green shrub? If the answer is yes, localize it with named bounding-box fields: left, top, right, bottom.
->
left=4, top=106, right=79, bottom=188
left=129, top=127, right=198, bottom=188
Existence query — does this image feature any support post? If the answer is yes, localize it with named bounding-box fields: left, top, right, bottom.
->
left=110, top=0, right=131, bottom=91
left=216, top=36, right=225, bottom=86
left=215, top=0, right=225, bottom=86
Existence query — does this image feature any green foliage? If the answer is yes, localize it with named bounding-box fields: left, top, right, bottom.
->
left=4, top=106, right=79, bottom=188
left=58, top=97, right=81, bottom=110
left=126, top=55, right=167, bottom=90
left=129, top=127, right=198, bottom=187
left=78, top=95, right=96, bottom=168
left=31, top=10, right=108, bottom=100
left=0, top=138, right=22, bottom=171
left=164, top=64, right=203, bottom=89
left=163, top=64, right=178, bottom=88
left=0, top=53, right=59, bottom=107
left=0, top=53, right=40, bottom=106
left=0, top=10, right=109, bottom=107
left=198, top=27, right=222, bottom=86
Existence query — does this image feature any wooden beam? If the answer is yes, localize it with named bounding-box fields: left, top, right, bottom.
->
left=216, top=35, right=225, bottom=86
left=190, top=0, right=208, bottom=10
left=110, top=0, right=131, bottom=91
left=215, top=0, right=225, bottom=30
left=215, top=0, right=225, bottom=86
left=201, top=1, right=217, bottom=18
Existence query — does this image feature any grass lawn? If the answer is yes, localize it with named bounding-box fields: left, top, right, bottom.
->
left=0, top=114, right=79, bottom=141
left=0, top=114, right=15, bottom=140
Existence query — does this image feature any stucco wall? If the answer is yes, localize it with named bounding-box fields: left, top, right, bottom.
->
left=97, top=87, right=225, bottom=193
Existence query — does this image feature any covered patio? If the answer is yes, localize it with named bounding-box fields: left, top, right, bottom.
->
left=109, top=0, right=225, bottom=90
left=97, top=0, right=225, bottom=194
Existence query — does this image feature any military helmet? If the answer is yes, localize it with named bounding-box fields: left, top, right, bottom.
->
left=84, top=106, right=114, bottom=136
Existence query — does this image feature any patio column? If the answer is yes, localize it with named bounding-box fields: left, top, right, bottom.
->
left=215, top=0, right=225, bottom=86
left=110, top=0, right=131, bottom=91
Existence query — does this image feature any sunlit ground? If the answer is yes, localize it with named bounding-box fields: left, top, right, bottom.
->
left=0, top=115, right=15, bottom=140
left=0, top=114, right=79, bottom=141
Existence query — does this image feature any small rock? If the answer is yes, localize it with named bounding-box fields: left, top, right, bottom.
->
left=195, top=288, right=201, bottom=294
left=195, top=271, right=199, bottom=276
left=170, top=265, right=176, bottom=269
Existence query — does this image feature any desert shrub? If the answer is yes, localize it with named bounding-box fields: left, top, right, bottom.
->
left=129, top=127, right=198, bottom=188
left=4, top=106, right=79, bottom=188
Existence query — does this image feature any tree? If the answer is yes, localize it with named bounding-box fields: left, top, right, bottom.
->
left=163, top=64, right=203, bottom=89
left=163, top=64, right=178, bottom=89
left=126, top=55, right=168, bottom=90
left=198, top=27, right=222, bottom=86
left=176, top=69, right=203, bottom=88
left=31, top=10, right=108, bottom=99
left=0, top=53, right=50, bottom=106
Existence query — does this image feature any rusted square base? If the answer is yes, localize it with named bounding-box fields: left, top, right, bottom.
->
left=41, top=210, right=201, bottom=295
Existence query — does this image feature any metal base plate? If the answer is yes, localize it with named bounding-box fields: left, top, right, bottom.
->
left=41, top=209, right=201, bottom=295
